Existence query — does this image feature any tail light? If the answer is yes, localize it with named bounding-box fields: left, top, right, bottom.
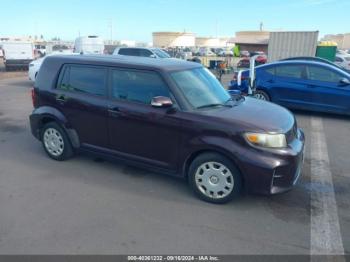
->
left=31, top=88, right=37, bottom=107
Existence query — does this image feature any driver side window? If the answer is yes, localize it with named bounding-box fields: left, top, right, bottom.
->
left=307, top=66, right=342, bottom=83
left=111, top=69, right=171, bottom=104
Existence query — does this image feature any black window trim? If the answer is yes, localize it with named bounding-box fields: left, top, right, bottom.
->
left=107, top=67, right=179, bottom=108
left=56, top=63, right=109, bottom=98
left=305, top=65, right=344, bottom=84
left=275, top=64, right=307, bottom=80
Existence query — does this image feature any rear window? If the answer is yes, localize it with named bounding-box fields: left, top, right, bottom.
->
left=58, top=65, right=107, bottom=96
left=275, top=65, right=303, bottom=79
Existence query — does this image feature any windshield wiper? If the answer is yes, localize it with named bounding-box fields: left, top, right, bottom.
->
left=196, top=103, right=232, bottom=109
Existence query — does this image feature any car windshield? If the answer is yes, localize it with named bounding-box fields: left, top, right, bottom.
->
left=171, top=68, right=232, bottom=109
left=152, top=49, right=171, bottom=58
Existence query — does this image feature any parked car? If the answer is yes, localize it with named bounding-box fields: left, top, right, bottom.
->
left=2, top=41, right=35, bottom=70
left=335, top=54, right=350, bottom=71
left=237, top=55, right=267, bottom=68
left=240, top=50, right=250, bottom=57
left=29, top=55, right=304, bottom=204
left=218, top=48, right=234, bottom=57
left=113, top=47, right=171, bottom=58
left=198, top=47, right=216, bottom=57
left=35, top=44, right=46, bottom=57
left=229, top=60, right=350, bottom=115
left=255, top=55, right=267, bottom=64
left=74, top=36, right=105, bottom=55
left=337, top=50, right=348, bottom=55
left=28, top=57, right=44, bottom=81
left=28, top=51, right=76, bottom=82
left=46, top=44, right=73, bottom=54
left=250, top=51, right=265, bottom=57
left=237, top=58, right=250, bottom=68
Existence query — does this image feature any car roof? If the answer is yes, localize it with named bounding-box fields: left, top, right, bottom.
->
left=45, top=54, right=202, bottom=72
left=257, top=60, right=350, bottom=75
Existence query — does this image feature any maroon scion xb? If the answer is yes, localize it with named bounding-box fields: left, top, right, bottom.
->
left=29, top=55, right=305, bottom=204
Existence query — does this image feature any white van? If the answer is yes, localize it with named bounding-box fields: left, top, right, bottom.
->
left=74, top=36, right=104, bottom=55
left=2, top=41, right=34, bottom=70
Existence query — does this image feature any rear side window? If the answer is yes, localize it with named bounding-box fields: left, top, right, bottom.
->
left=275, top=65, right=303, bottom=79
left=118, top=48, right=139, bottom=56
left=111, top=69, right=170, bottom=104
left=58, top=65, right=107, bottom=96
left=307, top=66, right=342, bottom=83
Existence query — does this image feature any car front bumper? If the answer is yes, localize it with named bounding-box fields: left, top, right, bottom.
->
left=239, top=128, right=305, bottom=195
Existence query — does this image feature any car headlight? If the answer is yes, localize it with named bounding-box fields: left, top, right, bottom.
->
left=244, top=133, right=287, bottom=148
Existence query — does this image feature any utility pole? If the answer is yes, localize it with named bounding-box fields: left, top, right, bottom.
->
left=108, top=19, right=113, bottom=44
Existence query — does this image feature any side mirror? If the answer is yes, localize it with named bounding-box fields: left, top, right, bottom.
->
left=339, top=78, right=350, bottom=86
left=149, top=54, right=157, bottom=58
left=151, top=96, right=173, bottom=108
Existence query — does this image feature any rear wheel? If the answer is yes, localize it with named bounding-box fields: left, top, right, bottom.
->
left=188, top=153, right=242, bottom=204
left=254, top=90, right=270, bottom=101
left=41, top=122, right=74, bottom=161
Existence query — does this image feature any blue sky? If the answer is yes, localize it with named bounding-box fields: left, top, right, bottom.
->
left=1, top=0, right=349, bottom=41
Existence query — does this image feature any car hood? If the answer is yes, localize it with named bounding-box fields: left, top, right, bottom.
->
left=199, top=97, right=295, bottom=133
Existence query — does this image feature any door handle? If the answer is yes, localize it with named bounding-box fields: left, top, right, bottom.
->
left=108, top=107, right=124, bottom=117
left=307, top=84, right=317, bottom=88
left=267, top=79, right=275, bottom=83
left=56, top=94, right=67, bottom=104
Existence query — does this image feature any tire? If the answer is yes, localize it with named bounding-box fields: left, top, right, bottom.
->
left=40, top=122, right=74, bottom=161
left=254, top=90, right=270, bottom=101
left=188, top=153, right=242, bottom=204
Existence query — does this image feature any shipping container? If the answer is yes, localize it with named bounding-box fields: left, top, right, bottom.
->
left=267, top=31, right=319, bottom=62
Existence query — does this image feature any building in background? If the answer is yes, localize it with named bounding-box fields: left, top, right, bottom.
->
left=195, top=37, right=220, bottom=47
left=152, top=32, right=195, bottom=48
left=323, top=33, right=350, bottom=50
left=233, top=31, right=270, bottom=53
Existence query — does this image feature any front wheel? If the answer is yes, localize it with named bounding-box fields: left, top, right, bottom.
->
left=188, top=153, right=242, bottom=204
left=253, top=90, right=270, bottom=101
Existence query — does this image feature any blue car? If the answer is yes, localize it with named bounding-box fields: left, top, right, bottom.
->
left=229, top=60, right=350, bottom=115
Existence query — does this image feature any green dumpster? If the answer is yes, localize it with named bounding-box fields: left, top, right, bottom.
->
left=316, top=41, right=337, bottom=62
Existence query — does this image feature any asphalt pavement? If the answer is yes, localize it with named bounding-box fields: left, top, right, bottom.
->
left=0, top=75, right=349, bottom=256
